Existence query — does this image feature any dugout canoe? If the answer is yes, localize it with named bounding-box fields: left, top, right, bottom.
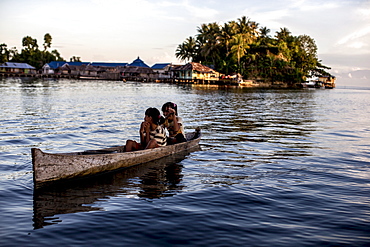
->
left=32, top=128, right=201, bottom=187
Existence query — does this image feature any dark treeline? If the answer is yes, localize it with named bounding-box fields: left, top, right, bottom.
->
left=0, top=33, right=81, bottom=70
left=176, top=16, right=332, bottom=84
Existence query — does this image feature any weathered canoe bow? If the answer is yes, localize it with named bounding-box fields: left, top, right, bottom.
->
left=32, top=129, right=201, bottom=187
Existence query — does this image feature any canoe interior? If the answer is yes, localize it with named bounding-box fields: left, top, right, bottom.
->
left=60, top=129, right=201, bottom=155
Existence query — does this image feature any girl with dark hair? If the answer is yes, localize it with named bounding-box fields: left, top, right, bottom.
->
left=161, top=102, right=186, bottom=144
left=125, top=107, right=167, bottom=151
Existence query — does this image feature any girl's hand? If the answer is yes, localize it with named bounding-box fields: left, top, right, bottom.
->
left=166, top=108, right=175, bottom=119
left=140, top=122, right=147, bottom=133
left=168, top=108, right=175, bottom=115
left=142, top=121, right=150, bottom=132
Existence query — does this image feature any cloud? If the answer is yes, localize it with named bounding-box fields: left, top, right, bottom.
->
left=247, top=8, right=289, bottom=30
left=158, top=0, right=219, bottom=22
left=182, top=1, right=219, bottom=20
left=337, top=26, right=370, bottom=45
left=320, top=53, right=370, bottom=74
left=291, top=0, right=339, bottom=11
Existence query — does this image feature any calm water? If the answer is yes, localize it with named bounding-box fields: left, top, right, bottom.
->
left=1, top=78, right=369, bottom=246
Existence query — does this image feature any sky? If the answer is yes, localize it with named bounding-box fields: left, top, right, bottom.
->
left=1, top=0, right=369, bottom=85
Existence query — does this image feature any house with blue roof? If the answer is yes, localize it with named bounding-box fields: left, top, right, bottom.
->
left=0, top=62, right=36, bottom=74
left=151, top=63, right=171, bottom=70
left=42, top=61, right=129, bottom=75
left=43, top=61, right=66, bottom=74
left=151, top=63, right=173, bottom=80
left=128, top=57, right=150, bottom=68
left=39, top=58, right=158, bottom=80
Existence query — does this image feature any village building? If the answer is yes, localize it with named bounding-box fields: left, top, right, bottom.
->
left=0, top=62, right=36, bottom=75
left=42, top=61, right=66, bottom=74
left=318, top=75, right=336, bottom=88
left=128, top=57, right=150, bottom=68
left=1, top=59, right=228, bottom=84
left=41, top=58, right=154, bottom=81
left=151, top=63, right=173, bottom=81
left=120, top=57, right=154, bottom=81
left=172, top=62, right=222, bottom=83
left=120, top=66, right=154, bottom=82
left=42, top=61, right=89, bottom=75
left=79, top=64, right=99, bottom=78
left=89, top=62, right=128, bottom=80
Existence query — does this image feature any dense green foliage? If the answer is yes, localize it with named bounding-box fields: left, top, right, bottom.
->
left=0, top=33, right=65, bottom=69
left=176, top=16, right=332, bottom=83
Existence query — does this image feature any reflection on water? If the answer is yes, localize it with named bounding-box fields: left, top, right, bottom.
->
left=32, top=147, right=199, bottom=229
left=184, top=87, right=318, bottom=157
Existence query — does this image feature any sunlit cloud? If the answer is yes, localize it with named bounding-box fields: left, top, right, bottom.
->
left=183, top=2, right=218, bottom=20
left=358, top=7, right=370, bottom=17
left=246, top=8, right=289, bottom=30
left=348, top=42, right=367, bottom=49
left=291, top=0, right=339, bottom=11
left=337, top=26, right=370, bottom=45
left=158, top=0, right=218, bottom=21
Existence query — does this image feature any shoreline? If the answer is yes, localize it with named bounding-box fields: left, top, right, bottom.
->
left=0, top=73, right=331, bottom=89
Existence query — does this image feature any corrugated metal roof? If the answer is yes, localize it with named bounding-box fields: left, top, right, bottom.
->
left=129, top=57, right=150, bottom=68
left=91, top=62, right=128, bottom=67
left=68, top=62, right=89, bottom=66
left=0, top=62, right=36, bottom=69
left=173, top=62, right=214, bottom=73
left=151, top=63, right=171, bottom=69
left=46, top=61, right=129, bottom=69
left=46, top=61, right=68, bottom=69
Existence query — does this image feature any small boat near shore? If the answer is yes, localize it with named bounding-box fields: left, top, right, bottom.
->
left=32, top=128, right=201, bottom=187
left=301, top=76, right=336, bottom=89
left=301, top=79, right=323, bottom=88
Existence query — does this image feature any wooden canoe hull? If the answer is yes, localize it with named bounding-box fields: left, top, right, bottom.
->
left=32, top=131, right=200, bottom=187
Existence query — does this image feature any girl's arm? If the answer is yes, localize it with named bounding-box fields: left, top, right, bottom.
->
left=172, top=115, right=180, bottom=133
left=140, top=122, right=150, bottom=146
left=168, top=108, right=180, bottom=133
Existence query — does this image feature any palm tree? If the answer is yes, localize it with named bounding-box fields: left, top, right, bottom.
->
left=175, top=43, right=187, bottom=62
left=231, top=33, right=250, bottom=74
left=275, top=27, right=291, bottom=41
left=249, top=21, right=260, bottom=37
left=175, top=36, right=198, bottom=62
left=236, top=16, right=251, bottom=34
left=260, top=27, right=270, bottom=39
left=43, top=33, right=52, bottom=51
left=196, top=22, right=220, bottom=65
left=219, top=21, right=237, bottom=57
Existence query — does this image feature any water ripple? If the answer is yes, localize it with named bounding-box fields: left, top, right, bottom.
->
left=1, top=79, right=370, bottom=246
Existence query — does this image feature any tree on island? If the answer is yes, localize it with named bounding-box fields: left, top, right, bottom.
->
left=0, top=33, right=81, bottom=70
left=176, top=16, right=333, bottom=84
left=0, top=44, right=18, bottom=64
left=70, top=56, right=81, bottom=62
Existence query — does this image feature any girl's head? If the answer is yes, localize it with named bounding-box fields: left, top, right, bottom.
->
left=145, top=107, right=161, bottom=125
left=161, top=102, right=178, bottom=116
